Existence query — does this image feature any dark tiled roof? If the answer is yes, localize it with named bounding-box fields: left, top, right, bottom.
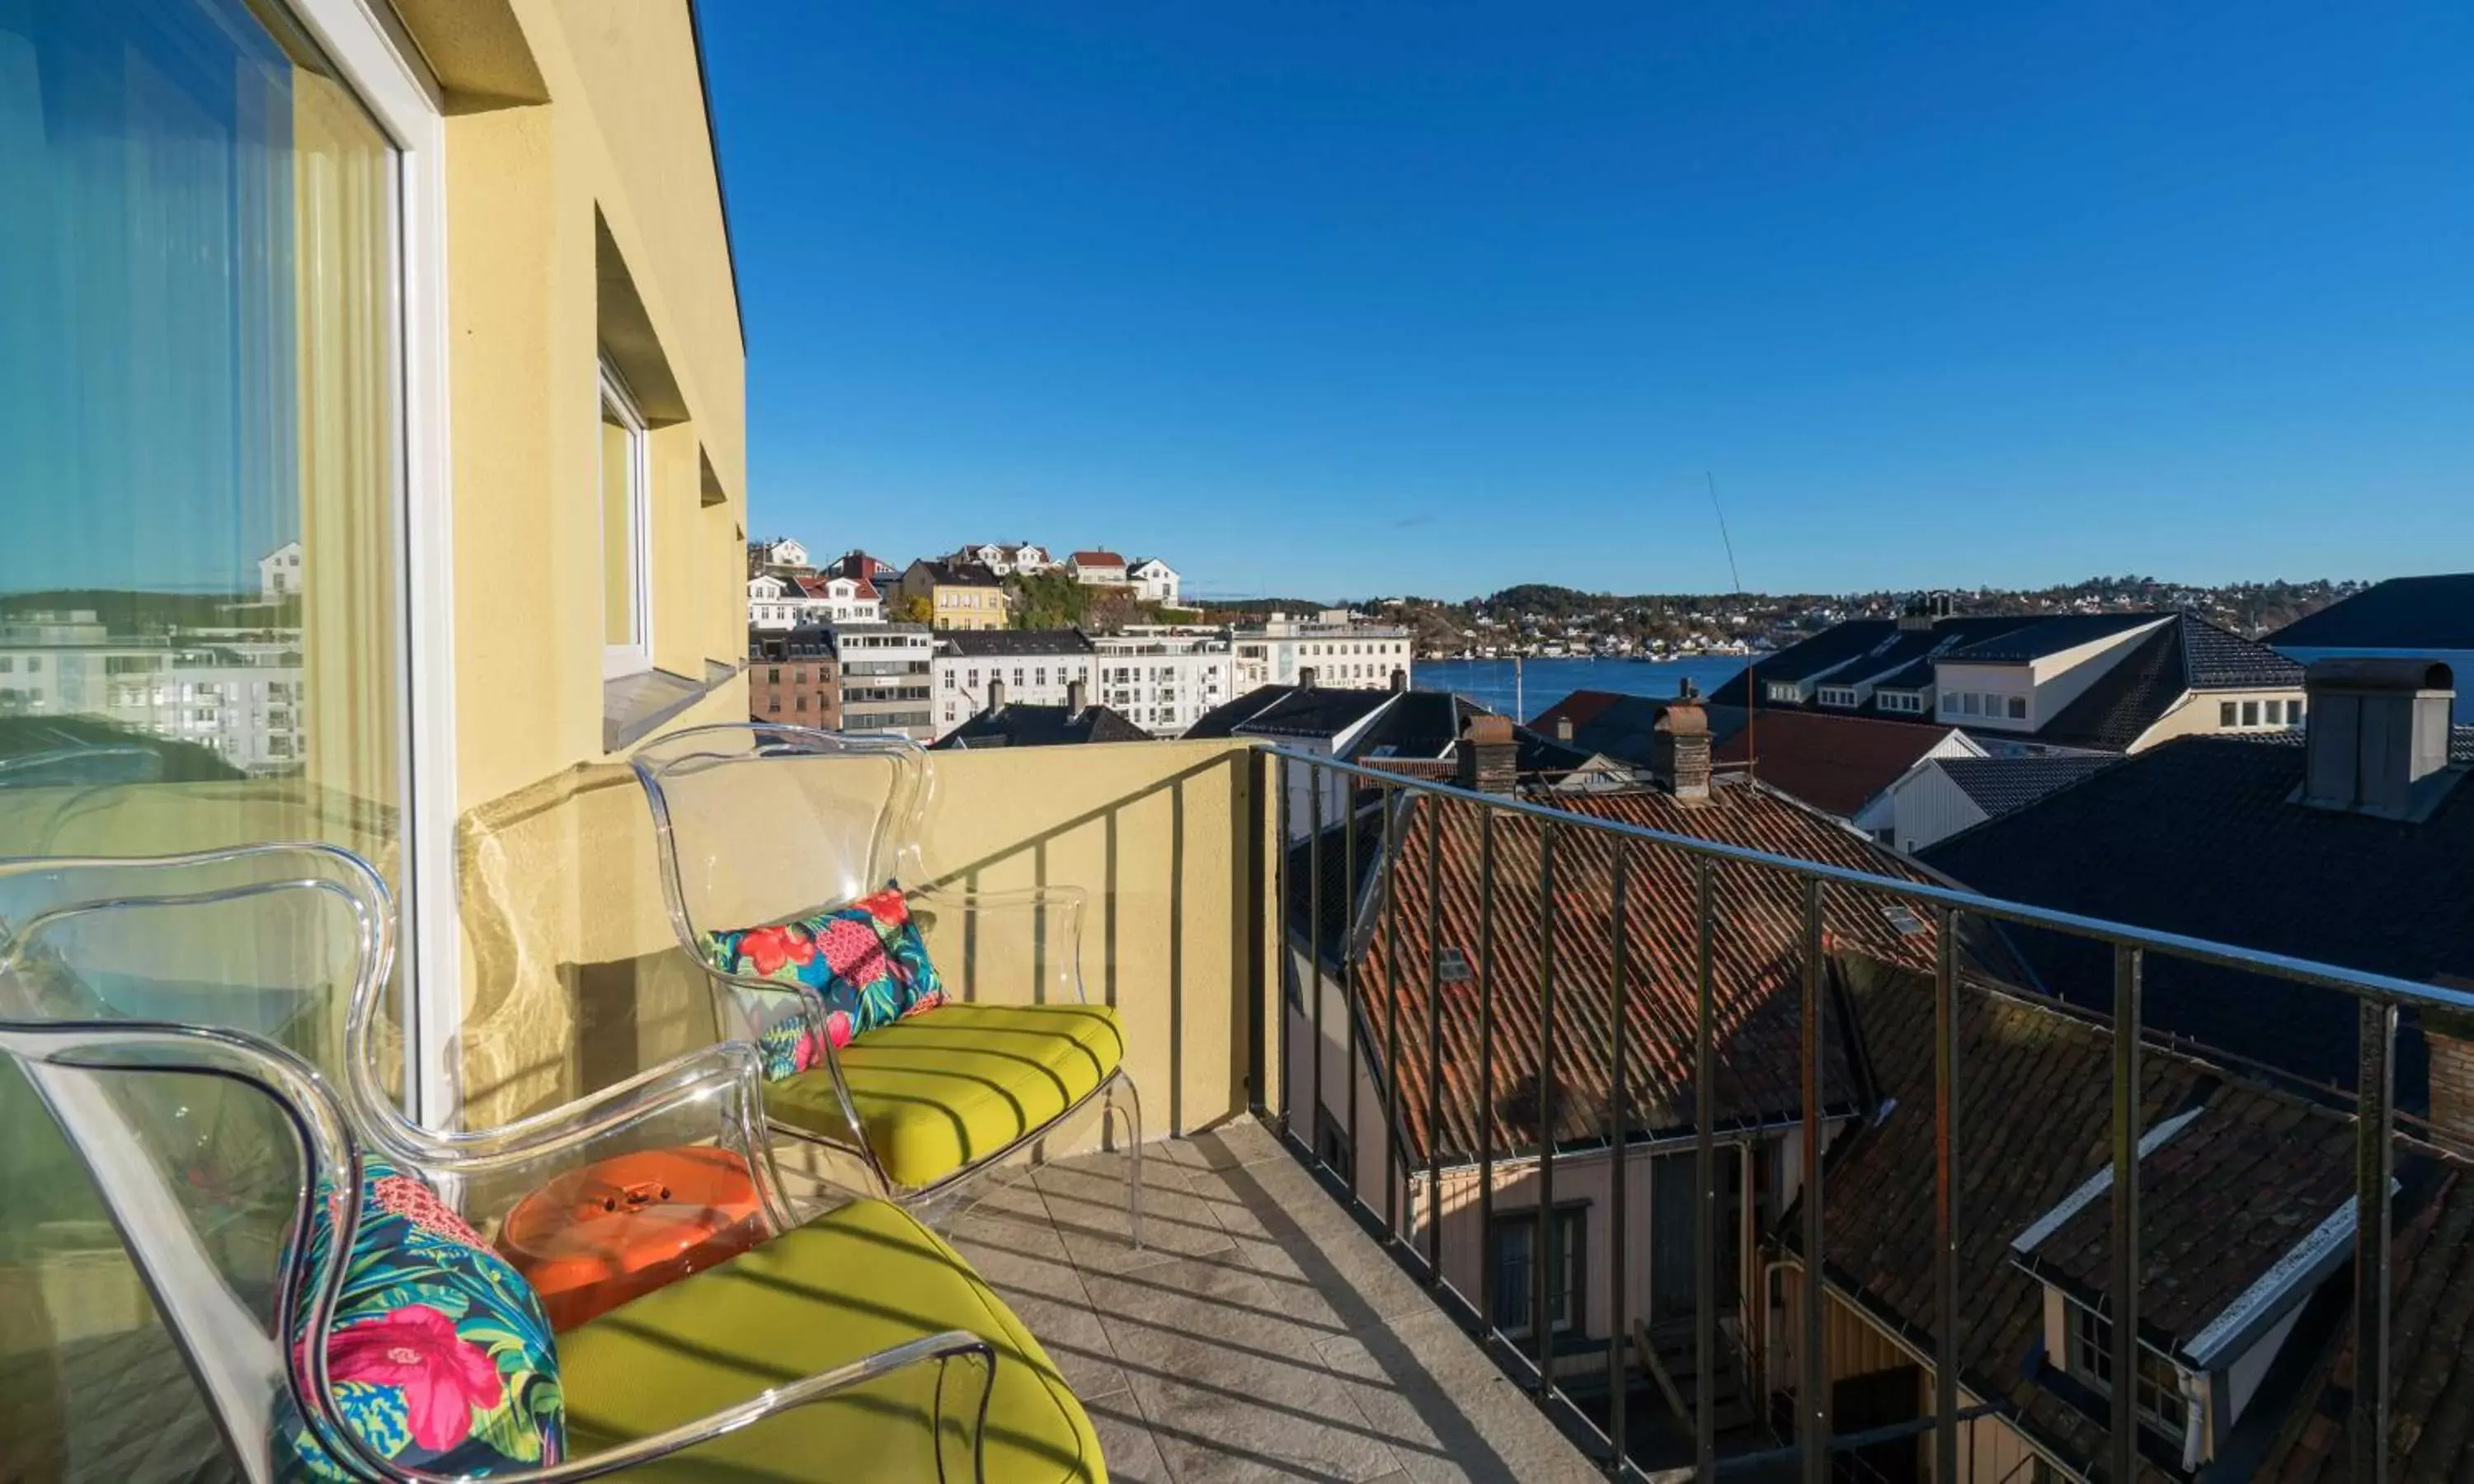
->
left=2182, top=614, right=2307, bottom=688
left=1817, top=960, right=2372, bottom=1479
left=1183, top=684, right=1293, bottom=740
left=1921, top=735, right=2474, bottom=1098
left=936, top=629, right=1096, bottom=658
left=1329, top=782, right=1943, bottom=1164
left=1226, top=687, right=1395, bottom=741
left=1872, top=657, right=1937, bottom=691
left=1945, top=613, right=2163, bottom=664
left=929, top=702, right=1147, bottom=749
left=1710, top=710, right=1964, bottom=818
left=912, top=559, right=1004, bottom=588
left=1935, top=754, right=2120, bottom=819
left=1711, top=617, right=2048, bottom=708
left=1531, top=690, right=1751, bottom=768
left=2270, top=575, right=2474, bottom=651
left=1352, top=692, right=1470, bottom=761
left=2033, top=614, right=2300, bottom=753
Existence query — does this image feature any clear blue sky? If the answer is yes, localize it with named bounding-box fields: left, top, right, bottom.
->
left=702, top=2, right=2474, bottom=603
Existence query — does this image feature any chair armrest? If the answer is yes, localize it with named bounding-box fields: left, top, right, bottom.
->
left=393, top=1041, right=800, bottom=1238
left=909, top=884, right=1089, bottom=1006
left=501, top=1328, right=997, bottom=1483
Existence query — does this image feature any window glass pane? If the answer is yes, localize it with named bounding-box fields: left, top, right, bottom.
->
left=600, top=395, right=640, bottom=648
left=1, top=0, right=405, bottom=1463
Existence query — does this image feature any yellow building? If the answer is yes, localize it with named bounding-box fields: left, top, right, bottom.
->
left=896, top=557, right=1015, bottom=630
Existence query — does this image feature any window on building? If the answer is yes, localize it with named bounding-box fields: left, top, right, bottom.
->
left=600, top=356, right=651, bottom=676
left=768, top=697, right=781, bottom=713
left=1493, top=1207, right=1584, bottom=1340
left=794, top=694, right=807, bottom=711
left=2007, top=696, right=2027, bottom=720
left=2066, top=1302, right=2186, bottom=1444
left=2241, top=700, right=2260, bottom=726
left=2220, top=702, right=2237, bottom=727
left=1961, top=693, right=1982, bottom=716
left=2292, top=700, right=2306, bottom=726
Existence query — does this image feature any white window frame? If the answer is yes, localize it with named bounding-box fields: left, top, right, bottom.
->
left=280, top=0, right=458, bottom=1128
left=600, top=356, right=654, bottom=679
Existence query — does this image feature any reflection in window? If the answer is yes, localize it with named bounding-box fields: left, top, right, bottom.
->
left=601, top=359, right=650, bottom=669
left=1, top=0, right=409, bottom=1460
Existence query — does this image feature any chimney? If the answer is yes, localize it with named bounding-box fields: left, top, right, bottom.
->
left=1390, top=667, right=1409, bottom=693
left=1456, top=713, right=1519, bottom=795
left=1298, top=666, right=1318, bottom=690
left=1554, top=715, right=1574, bottom=744
left=985, top=678, right=1007, bottom=715
left=1065, top=678, right=1087, bottom=715
left=2429, top=980, right=2474, bottom=1150
left=1653, top=679, right=1713, bottom=805
left=2298, top=660, right=2458, bottom=819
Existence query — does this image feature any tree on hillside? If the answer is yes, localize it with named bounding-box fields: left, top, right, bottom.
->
left=892, top=594, right=932, bottom=624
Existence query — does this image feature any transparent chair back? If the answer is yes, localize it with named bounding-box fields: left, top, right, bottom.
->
left=628, top=724, right=933, bottom=956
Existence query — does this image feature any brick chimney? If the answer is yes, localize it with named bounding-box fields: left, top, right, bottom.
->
left=1456, top=713, right=1519, bottom=794
left=1653, top=680, right=1713, bottom=805
left=2298, top=660, right=2457, bottom=819
left=2429, top=979, right=2474, bottom=1150
left=985, top=678, right=1007, bottom=715
left=1065, top=678, right=1087, bottom=715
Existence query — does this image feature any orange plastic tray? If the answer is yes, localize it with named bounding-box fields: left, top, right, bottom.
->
left=496, top=1146, right=765, bottom=1331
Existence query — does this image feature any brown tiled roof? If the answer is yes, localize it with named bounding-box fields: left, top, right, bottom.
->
left=1710, top=709, right=1967, bottom=817
left=1068, top=550, right=1127, bottom=567
left=1816, top=958, right=2379, bottom=1478
left=2260, top=1168, right=2474, bottom=1483
left=1346, top=782, right=1944, bottom=1164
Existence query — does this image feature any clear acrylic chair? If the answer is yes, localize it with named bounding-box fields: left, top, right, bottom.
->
left=629, top=724, right=1143, bottom=1242
left=0, top=848, right=1108, bottom=1482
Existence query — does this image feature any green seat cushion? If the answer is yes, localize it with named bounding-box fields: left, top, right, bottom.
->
left=560, top=1196, right=1103, bottom=1483
left=765, top=1004, right=1126, bottom=1188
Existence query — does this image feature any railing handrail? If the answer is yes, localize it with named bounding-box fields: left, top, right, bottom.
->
left=1264, top=741, right=2474, bottom=1016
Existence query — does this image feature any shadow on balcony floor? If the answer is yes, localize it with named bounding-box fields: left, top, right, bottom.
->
left=939, top=1119, right=1603, bottom=1484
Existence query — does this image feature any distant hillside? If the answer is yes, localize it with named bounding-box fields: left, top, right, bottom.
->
left=2, top=588, right=283, bottom=632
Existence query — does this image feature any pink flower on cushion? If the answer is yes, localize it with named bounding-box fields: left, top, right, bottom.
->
left=793, top=1029, right=822, bottom=1071
left=816, top=916, right=890, bottom=981
left=737, top=925, right=816, bottom=977
left=325, top=1304, right=504, bottom=1451
left=371, top=1176, right=487, bottom=1250
left=857, top=887, right=910, bottom=929
left=899, top=990, right=946, bottom=1021
left=821, top=1008, right=856, bottom=1049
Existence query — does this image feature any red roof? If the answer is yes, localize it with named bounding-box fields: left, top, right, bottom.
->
left=1069, top=550, right=1127, bottom=567
left=1710, top=709, right=1961, bottom=818
left=1345, top=782, right=1942, bottom=1163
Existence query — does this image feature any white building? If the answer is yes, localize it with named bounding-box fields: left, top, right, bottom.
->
left=750, top=537, right=810, bottom=571
left=259, top=541, right=303, bottom=602
left=747, top=573, right=800, bottom=630
left=831, top=622, right=937, bottom=741
left=797, top=574, right=882, bottom=625
left=1230, top=610, right=1413, bottom=693
left=1126, top=557, right=1181, bottom=608
left=1092, top=627, right=1233, bottom=736
left=1066, top=550, right=1130, bottom=586
left=953, top=542, right=1052, bottom=577
left=0, top=611, right=308, bottom=776
left=931, top=630, right=1098, bottom=737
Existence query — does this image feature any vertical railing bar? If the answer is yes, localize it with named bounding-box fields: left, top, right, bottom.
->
left=2353, top=997, right=2396, bottom=1484
left=1307, top=757, right=1325, bottom=1172
left=2108, top=945, right=2142, bottom=1484
left=1275, top=751, right=1291, bottom=1129
left=1694, top=857, right=1717, bottom=1482
left=1383, top=780, right=1404, bottom=1243
left=1933, top=906, right=1961, bottom=1484
left=1425, top=788, right=1446, bottom=1287
left=1477, top=807, right=1499, bottom=1333
left=1608, top=837, right=1631, bottom=1477
left=1799, top=876, right=1827, bottom=1484
left=1536, top=820, right=1559, bottom=1400
left=1343, top=777, right=1360, bottom=1188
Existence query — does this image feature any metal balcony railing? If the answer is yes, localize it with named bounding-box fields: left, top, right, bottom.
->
left=1266, top=746, right=2466, bottom=1483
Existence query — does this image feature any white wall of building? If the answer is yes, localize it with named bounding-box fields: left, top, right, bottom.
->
left=1234, top=613, right=1414, bottom=692
left=1093, top=632, right=1230, bottom=735
left=932, top=643, right=1097, bottom=736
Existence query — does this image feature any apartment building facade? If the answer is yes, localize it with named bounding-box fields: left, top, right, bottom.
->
left=1092, top=627, right=1233, bottom=735
left=930, top=629, right=1097, bottom=737
left=1231, top=610, right=1415, bottom=692
left=894, top=558, right=1011, bottom=630
left=831, top=622, right=936, bottom=740
left=748, top=626, right=840, bottom=728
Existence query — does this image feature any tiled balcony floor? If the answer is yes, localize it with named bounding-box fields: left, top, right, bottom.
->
left=937, top=1119, right=1603, bottom=1484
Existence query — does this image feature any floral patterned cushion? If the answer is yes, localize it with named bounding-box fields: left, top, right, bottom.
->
left=281, top=1160, right=564, bottom=1479
left=705, top=885, right=948, bottom=1081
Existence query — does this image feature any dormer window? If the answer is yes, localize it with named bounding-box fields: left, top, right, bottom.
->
left=1766, top=681, right=1800, bottom=702
left=2063, top=1298, right=2189, bottom=1447
left=1817, top=686, right=1860, bottom=708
